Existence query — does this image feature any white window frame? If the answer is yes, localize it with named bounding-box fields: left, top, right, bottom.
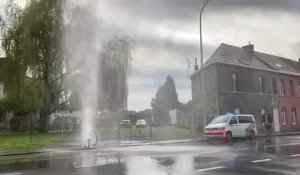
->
left=261, top=108, right=266, bottom=115
left=279, top=80, right=284, bottom=96
left=234, top=107, right=240, bottom=115
left=292, top=108, right=297, bottom=125
left=281, top=108, right=287, bottom=125
left=259, top=76, right=263, bottom=94
left=232, top=73, right=237, bottom=92
left=298, top=81, right=300, bottom=97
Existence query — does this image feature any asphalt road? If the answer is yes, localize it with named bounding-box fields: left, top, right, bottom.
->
left=1, top=136, right=300, bottom=175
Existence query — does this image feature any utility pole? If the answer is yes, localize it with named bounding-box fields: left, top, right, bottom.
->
left=185, top=58, right=191, bottom=88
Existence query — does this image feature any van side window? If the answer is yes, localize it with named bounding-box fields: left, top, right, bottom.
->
left=229, top=116, right=238, bottom=124
left=238, top=116, right=254, bottom=123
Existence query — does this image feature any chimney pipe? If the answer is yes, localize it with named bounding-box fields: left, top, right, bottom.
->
left=194, top=57, right=199, bottom=71
left=242, top=42, right=254, bottom=56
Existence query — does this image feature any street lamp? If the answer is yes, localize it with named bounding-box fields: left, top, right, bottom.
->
left=199, top=0, right=210, bottom=67
left=199, top=0, right=210, bottom=129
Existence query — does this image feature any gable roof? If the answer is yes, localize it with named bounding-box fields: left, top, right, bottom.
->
left=192, top=43, right=300, bottom=77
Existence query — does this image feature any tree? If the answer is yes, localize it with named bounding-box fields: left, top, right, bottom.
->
left=1, top=0, right=67, bottom=132
left=100, top=36, right=135, bottom=111
left=64, top=4, right=135, bottom=112
left=180, top=100, right=192, bottom=113
left=151, top=75, right=181, bottom=126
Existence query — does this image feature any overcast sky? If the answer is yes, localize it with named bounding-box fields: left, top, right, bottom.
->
left=2, top=0, right=300, bottom=111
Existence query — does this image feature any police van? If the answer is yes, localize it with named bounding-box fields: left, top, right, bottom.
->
left=204, top=114, right=258, bottom=141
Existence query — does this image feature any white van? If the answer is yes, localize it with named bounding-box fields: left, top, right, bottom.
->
left=204, top=114, right=258, bottom=141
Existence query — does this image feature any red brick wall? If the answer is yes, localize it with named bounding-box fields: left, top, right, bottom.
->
left=277, top=76, right=300, bottom=132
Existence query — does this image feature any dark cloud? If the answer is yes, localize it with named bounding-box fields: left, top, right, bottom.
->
left=132, top=33, right=216, bottom=62
left=105, top=0, right=300, bottom=22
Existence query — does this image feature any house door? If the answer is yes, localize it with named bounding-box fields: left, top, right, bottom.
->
left=273, top=108, right=280, bottom=132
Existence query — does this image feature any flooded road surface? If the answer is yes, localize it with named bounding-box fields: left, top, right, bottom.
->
left=1, top=136, right=300, bottom=175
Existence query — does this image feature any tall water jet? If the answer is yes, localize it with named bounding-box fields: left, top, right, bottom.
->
left=64, top=1, right=101, bottom=147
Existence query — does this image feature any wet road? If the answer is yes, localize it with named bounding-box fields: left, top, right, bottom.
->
left=1, top=136, right=300, bottom=175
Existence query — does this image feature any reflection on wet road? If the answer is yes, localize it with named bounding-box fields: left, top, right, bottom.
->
left=1, top=136, right=300, bottom=175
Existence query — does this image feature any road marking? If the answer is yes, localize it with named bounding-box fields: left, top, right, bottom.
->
left=74, top=162, right=107, bottom=169
left=251, top=158, right=272, bottom=163
left=3, top=173, right=22, bottom=175
left=197, top=166, right=225, bottom=172
left=234, top=148, right=249, bottom=151
left=74, top=159, right=119, bottom=169
left=290, top=154, right=300, bottom=157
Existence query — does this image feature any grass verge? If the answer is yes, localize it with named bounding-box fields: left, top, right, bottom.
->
left=0, top=130, right=73, bottom=150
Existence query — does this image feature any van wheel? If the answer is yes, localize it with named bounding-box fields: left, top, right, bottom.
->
left=225, top=131, right=233, bottom=142
left=249, top=130, right=255, bottom=140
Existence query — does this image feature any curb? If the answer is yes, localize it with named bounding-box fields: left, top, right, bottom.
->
left=257, top=132, right=300, bottom=138
left=0, top=150, right=52, bottom=157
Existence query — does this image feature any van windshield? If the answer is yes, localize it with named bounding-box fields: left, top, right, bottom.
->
left=210, top=115, right=230, bottom=124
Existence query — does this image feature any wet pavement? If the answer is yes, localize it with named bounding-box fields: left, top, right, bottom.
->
left=1, top=136, right=300, bottom=175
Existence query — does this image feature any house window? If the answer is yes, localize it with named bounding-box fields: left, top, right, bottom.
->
left=279, top=80, right=285, bottom=96
left=232, top=73, right=237, bottom=92
left=291, top=108, right=297, bottom=125
left=271, top=78, right=277, bottom=94
left=259, top=76, right=263, bottom=93
left=298, top=81, right=300, bottom=97
left=290, top=80, right=295, bottom=96
left=281, top=108, right=287, bottom=125
left=234, top=107, right=240, bottom=114
left=258, top=76, right=265, bottom=93
left=261, top=107, right=266, bottom=116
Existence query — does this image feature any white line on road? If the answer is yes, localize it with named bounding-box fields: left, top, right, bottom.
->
left=197, top=166, right=225, bottom=172
left=3, top=173, right=22, bottom=175
left=234, top=148, right=249, bottom=151
left=74, top=163, right=107, bottom=169
left=251, top=159, right=272, bottom=163
left=290, top=154, right=300, bottom=157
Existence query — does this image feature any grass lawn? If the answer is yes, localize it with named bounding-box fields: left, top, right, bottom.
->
left=152, top=126, right=201, bottom=140
left=95, top=126, right=201, bottom=140
left=0, top=131, right=72, bottom=150
left=0, top=127, right=201, bottom=151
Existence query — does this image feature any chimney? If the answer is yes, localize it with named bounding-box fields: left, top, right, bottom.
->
left=242, top=41, right=254, bottom=56
left=194, top=57, right=199, bottom=71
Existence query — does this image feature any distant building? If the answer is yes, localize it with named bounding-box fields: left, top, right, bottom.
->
left=169, top=109, right=182, bottom=125
left=191, top=43, right=300, bottom=133
left=169, top=109, right=192, bottom=128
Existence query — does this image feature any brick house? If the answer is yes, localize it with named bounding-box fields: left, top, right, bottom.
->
left=191, top=43, right=300, bottom=133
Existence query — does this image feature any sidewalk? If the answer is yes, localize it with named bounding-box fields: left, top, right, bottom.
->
left=1, top=131, right=300, bottom=157
left=258, top=131, right=300, bottom=137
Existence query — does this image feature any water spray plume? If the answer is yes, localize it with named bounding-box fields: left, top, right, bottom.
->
left=64, top=0, right=100, bottom=148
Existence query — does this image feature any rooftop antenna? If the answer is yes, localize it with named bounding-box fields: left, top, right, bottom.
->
left=185, top=58, right=191, bottom=88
